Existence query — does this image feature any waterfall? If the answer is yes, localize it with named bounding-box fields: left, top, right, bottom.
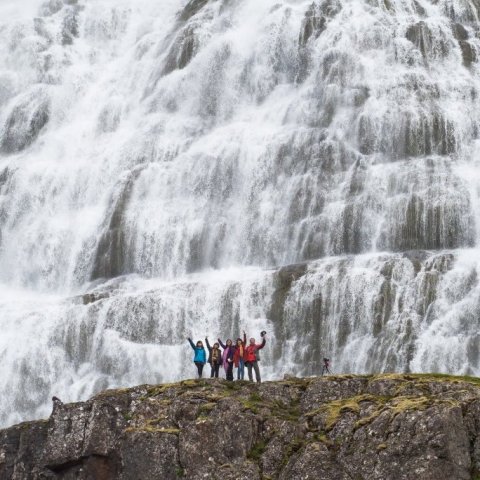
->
left=1, top=0, right=480, bottom=427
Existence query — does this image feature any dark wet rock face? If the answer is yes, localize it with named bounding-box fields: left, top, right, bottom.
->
left=80, top=292, right=111, bottom=305
left=91, top=168, right=144, bottom=280
left=0, top=91, right=50, bottom=154
left=299, top=4, right=327, bottom=47
left=299, top=0, right=342, bottom=47
left=61, top=5, right=80, bottom=46
left=160, top=0, right=211, bottom=76
left=2, top=375, right=480, bottom=479
left=179, top=0, right=210, bottom=23
left=451, top=23, right=477, bottom=67
left=270, top=262, right=309, bottom=361
left=163, top=25, right=200, bottom=75
left=39, top=0, right=64, bottom=17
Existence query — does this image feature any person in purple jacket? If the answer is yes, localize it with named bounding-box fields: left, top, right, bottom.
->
left=218, top=338, right=235, bottom=381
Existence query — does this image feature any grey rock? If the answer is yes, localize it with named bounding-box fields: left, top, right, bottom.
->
left=0, top=89, right=50, bottom=154
left=2, top=375, right=480, bottom=479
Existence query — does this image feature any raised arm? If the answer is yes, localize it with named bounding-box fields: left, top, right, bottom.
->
left=217, top=338, right=226, bottom=349
left=187, top=338, right=195, bottom=350
left=243, top=331, right=247, bottom=345
left=257, top=337, right=266, bottom=350
left=205, top=337, right=212, bottom=351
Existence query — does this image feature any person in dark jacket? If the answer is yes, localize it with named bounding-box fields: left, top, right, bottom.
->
left=218, top=338, right=235, bottom=381
left=244, top=332, right=266, bottom=383
left=233, top=331, right=247, bottom=380
left=187, top=337, right=206, bottom=378
left=205, top=336, right=222, bottom=378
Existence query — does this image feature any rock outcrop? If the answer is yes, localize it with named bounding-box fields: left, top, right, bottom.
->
left=2, top=374, right=480, bottom=479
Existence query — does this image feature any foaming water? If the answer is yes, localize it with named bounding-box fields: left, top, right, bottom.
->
left=0, top=0, right=480, bottom=426
left=0, top=268, right=276, bottom=426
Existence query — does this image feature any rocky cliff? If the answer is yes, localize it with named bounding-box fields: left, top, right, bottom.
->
left=2, top=374, right=480, bottom=480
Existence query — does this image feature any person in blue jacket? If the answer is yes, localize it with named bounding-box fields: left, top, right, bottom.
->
left=187, top=337, right=206, bottom=378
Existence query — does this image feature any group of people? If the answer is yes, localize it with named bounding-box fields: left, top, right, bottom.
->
left=187, top=331, right=267, bottom=383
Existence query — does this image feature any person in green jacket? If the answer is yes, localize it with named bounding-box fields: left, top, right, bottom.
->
left=187, top=337, right=206, bottom=378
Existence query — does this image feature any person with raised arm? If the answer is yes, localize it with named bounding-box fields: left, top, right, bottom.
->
left=205, top=336, right=222, bottom=378
left=218, top=337, right=235, bottom=381
left=187, top=337, right=206, bottom=378
left=244, top=331, right=266, bottom=383
left=233, top=330, right=247, bottom=380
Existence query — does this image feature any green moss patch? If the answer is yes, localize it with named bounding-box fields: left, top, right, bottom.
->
left=280, top=437, right=305, bottom=468
left=247, top=440, right=267, bottom=460
left=306, top=394, right=379, bottom=430
left=198, top=402, right=216, bottom=414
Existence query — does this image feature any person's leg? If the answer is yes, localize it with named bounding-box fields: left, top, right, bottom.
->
left=239, top=359, right=245, bottom=380
left=214, top=364, right=219, bottom=378
left=198, top=363, right=204, bottom=378
left=246, top=362, right=253, bottom=381
left=253, top=361, right=261, bottom=383
left=210, top=364, right=214, bottom=378
left=227, top=362, right=233, bottom=381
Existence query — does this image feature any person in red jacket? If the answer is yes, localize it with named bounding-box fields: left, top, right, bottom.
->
left=233, top=331, right=247, bottom=380
left=244, top=331, right=266, bottom=383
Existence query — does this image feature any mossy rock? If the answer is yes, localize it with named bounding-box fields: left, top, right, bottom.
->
left=124, top=426, right=180, bottom=435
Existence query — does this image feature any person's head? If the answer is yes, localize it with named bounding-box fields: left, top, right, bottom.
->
left=226, top=339, right=232, bottom=346
left=249, top=337, right=256, bottom=345
left=196, top=341, right=203, bottom=348
left=236, top=338, right=242, bottom=346
left=213, top=342, right=219, bottom=349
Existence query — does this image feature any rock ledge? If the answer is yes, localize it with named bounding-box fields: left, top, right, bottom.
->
left=2, top=374, right=480, bottom=479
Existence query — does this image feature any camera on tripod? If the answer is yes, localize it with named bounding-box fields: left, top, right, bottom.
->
left=322, top=357, right=331, bottom=375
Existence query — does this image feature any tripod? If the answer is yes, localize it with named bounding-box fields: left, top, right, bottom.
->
left=321, top=358, right=331, bottom=376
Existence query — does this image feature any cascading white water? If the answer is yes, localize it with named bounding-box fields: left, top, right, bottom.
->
left=1, top=0, right=480, bottom=427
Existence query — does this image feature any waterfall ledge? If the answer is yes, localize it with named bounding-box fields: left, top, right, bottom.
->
left=2, top=374, right=480, bottom=479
